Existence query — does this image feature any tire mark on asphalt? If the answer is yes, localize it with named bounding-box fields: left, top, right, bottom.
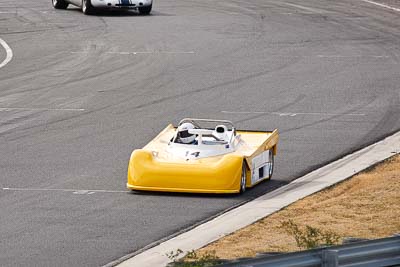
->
left=281, top=2, right=333, bottom=14
left=0, top=59, right=296, bottom=141
left=356, top=92, right=400, bottom=147
left=232, top=95, right=376, bottom=134
left=128, top=58, right=300, bottom=111
left=279, top=100, right=376, bottom=135
left=234, top=94, right=307, bottom=124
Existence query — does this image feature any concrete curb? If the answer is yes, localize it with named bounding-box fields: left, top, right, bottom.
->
left=117, top=131, right=400, bottom=267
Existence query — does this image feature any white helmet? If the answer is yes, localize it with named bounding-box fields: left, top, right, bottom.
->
left=178, top=122, right=196, bottom=144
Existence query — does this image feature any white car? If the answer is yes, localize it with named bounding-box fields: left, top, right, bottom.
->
left=52, top=0, right=152, bottom=15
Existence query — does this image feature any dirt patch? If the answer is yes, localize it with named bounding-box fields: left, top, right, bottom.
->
left=195, top=154, right=400, bottom=260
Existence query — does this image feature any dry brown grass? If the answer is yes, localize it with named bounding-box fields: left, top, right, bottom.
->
left=195, top=154, right=400, bottom=260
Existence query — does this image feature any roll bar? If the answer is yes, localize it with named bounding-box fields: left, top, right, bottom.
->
left=178, top=118, right=235, bottom=130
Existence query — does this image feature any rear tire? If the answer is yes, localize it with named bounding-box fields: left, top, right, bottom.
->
left=52, top=0, right=69, bottom=9
left=82, top=0, right=94, bottom=15
left=268, top=150, right=274, bottom=179
left=138, top=4, right=152, bottom=15
left=239, top=162, right=247, bottom=194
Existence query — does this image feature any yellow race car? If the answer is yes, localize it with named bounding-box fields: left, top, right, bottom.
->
left=127, top=118, right=279, bottom=194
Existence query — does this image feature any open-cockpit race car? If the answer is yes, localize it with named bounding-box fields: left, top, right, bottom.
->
left=127, top=119, right=279, bottom=194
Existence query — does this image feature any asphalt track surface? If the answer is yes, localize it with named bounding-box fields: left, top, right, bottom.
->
left=0, top=0, right=399, bottom=266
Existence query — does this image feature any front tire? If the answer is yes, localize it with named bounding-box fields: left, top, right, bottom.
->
left=239, top=162, right=247, bottom=194
left=82, top=0, right=94, bottom=15
left=52, top=0, right=69, bottom=9
left=138, top=4, right=152, bottom=15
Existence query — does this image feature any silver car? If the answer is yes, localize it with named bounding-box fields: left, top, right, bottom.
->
left=52, top=0, right=152, bottom=15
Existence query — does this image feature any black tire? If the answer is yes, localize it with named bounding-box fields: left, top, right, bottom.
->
left=82, top=0, right=94, bottom=15
left=268, top=150, right=274, bottom=179
left=239, top=161, right=247, bottom=194
left=52, top=0, right=69, bottom=9
left=138, top=4, right=152, bottom=15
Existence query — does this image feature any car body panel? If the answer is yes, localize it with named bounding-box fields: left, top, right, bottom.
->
left=127, top=150, right=243, bottom=193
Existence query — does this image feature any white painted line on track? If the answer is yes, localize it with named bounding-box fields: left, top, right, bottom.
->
left=2, top=187, right=127, bottom=194
left=71, top=51, right=195, bottom=55
left=317, top=55, right=390, bottom=58
left=116, top=131, right=400, bottom=267
left=0, top=38, right=13, bottom=69
left=0, top=107, right=85, bottom=112
left=70, top=52, right=94, bottom=54
left=106, top=51, right=195, bottom=55
left=361, top=0, right=400, bottom=12
left=71, top=51, right=390, bottom=59
left=221, top=110, right=366, bottom=117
